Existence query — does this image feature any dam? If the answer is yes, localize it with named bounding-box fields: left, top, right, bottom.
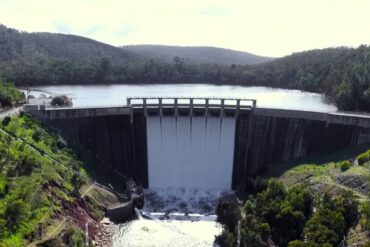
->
left=26, top=97, right=370, bottom=190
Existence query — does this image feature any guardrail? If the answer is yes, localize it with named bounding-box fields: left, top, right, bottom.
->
left=127, top=97, right=256, bottom=109
left=126, top=97, right=256, bottom=121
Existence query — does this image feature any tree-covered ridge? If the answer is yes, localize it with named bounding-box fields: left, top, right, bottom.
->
left=122, top=45, right=272, bottom=65
left=0, top=80, right=24, bottom=106
left=249, top=46, right=370, bottom=111
left=0, top=114, right=87, bottom=246
left=0, top=24, right=138, bottom=65
left=217, top=148, right=370, bottom=247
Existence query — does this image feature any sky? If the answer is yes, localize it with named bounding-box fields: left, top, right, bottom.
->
left=0, top=0, right=370, bottom=57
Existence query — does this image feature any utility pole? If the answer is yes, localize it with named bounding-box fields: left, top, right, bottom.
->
left=26, top=84, right=29, bottom=104
left=237, top=220, right=241, bottom=247
left=85, top=223, right=89, bottom=247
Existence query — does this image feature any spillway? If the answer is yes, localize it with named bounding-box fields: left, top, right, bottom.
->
left=146, top=115, right=236, bottom=189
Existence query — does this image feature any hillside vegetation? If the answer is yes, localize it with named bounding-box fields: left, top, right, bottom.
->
left=122, top=45, right=271, bottom=65
left=250, top=46, right=370, bottom=112
left=217, top=149, right=370, bottom=247
left=0, top=25, right=370, bottom=112
left=0, top=80, right=24, bottom=106
left=0, top=114, right=95, bottom=246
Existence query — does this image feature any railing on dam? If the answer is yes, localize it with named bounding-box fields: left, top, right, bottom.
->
left=126, top=97, right=256, bottom=118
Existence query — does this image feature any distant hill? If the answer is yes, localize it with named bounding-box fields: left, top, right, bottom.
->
left=0, top=25, right=138, bottom=64
left=122, top=45, right=272, bottom=65
left=0, top=25, right=270, bottom=66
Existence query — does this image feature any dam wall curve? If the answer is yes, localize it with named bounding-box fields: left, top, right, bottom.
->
left=26, top=98, right=370, bottom=190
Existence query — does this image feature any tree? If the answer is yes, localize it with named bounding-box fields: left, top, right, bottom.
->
left=51, top=95, right=72, bottom=106
left=216, top=196, right=240, bottom=232
left=4, top=199, right=28, bottom=232
left=0, top=80, right=24, bottom=106
left=303, top=192, right=346, bottom=246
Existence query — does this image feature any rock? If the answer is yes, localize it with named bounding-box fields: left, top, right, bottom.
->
left=100, top=217, right=112, bottom=224
left=107, top=201, right=134, bottom=222
left=336, top=174, right=370, bottom=194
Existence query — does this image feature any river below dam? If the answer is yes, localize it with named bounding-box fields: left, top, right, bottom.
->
left=27, top=83, right=337, bottom=112
left=112, top=189, right=227, bottom=247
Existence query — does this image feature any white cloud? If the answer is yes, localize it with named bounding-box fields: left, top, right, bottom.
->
left=0, top=0, right=370, bottom=57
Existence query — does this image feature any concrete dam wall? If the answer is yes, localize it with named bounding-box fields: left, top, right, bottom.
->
left=232, top=113, right=370, bottom=188
left=27, top=99, right=370, bottom=190
left=47, top=112, right=149, bottom=187
left=147, top=115, right=236, bottom=189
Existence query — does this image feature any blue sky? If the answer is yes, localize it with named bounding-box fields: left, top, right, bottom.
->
left=1, top=0, right=370, bottom=57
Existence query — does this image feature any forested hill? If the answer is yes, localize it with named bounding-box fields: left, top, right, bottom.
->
left=121, top=45, right=272, bottom=65
left=249, top=46, right=370, bottom=111
left=0, top=25, right=139, bottom=64
left=0, top=24, right=370, bottom=112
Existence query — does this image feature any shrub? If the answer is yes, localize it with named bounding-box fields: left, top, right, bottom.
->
left=360, top=200, right=370, bottom=230
left=339, top=160, right=351, bottom=172
left=0, top=175, right=8, bottom=197
left=63, top=226, right=85, bottom=247
left=2, top=116, right=11, bottom=126
left=56, top=136, right=67, bottom=149
left=357, top=150, right=370, bottom=165
left=32, top=129, right=43, bottom=142
left=0, top=81, right=25, bottom=106
left=51, top=95, right=72, bottom=107
left=1, top=234, right=24, bottom=247
left=215, top=230, right=236, bottom=247
left=216, top=196, right=240, bottom=232
left=288, top=240, right=320, bottom=247
left=259, top=223, right=271, bottom=241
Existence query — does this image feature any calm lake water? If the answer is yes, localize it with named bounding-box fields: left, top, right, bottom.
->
left=29, top=84, right=337, bottom=112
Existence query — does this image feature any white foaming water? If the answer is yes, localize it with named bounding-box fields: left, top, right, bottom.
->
left=112, top=218, right=221, bottom=247
left=143, top=188, right=229, bottom=215
left=112, top=188, right=228, bottom=247
left=147, top=116, right=236, bottom=189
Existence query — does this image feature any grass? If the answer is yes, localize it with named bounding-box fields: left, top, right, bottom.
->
left=276, top=148, right=370, bottom=202
left=0, top=114, right=89, bottom=246
left=344, top=165, right=370, bottom=175
left=265, top=144, right=370, bottom=178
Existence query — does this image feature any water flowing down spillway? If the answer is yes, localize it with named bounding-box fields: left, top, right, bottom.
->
left=146, top=115, right=236, bottom=189
left=113, top=115, right=235, bottom=246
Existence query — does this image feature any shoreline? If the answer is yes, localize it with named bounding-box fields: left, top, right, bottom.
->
left=93, top=217, right=117, bottom=247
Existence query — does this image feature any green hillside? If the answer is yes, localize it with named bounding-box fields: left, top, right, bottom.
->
left=0, top=113, right=95, bottom=246
left=217, top=148, right=370, bottom=247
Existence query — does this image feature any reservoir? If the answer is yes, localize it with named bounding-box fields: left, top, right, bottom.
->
left=28, top=84, right=337, bottom=112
